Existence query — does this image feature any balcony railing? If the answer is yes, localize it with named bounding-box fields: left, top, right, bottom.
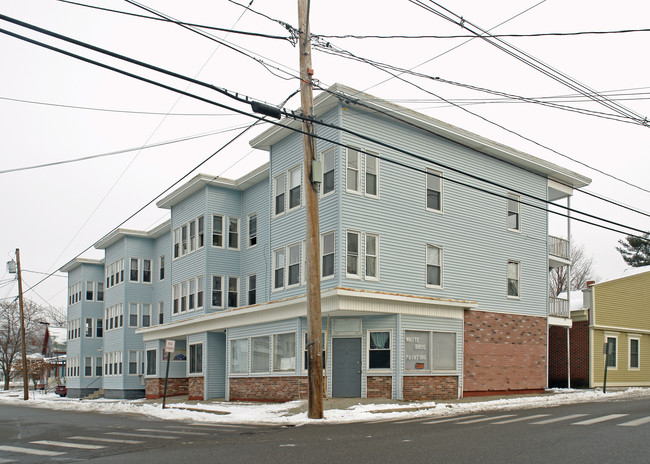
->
left=549, top=297, right=569, bottom=318
left=549, top=236, right=570, bottom=260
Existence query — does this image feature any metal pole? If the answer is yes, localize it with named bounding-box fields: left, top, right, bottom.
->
left=162, top=353, right=171, bottom=409
left=298, top=0, right=323, bottom=419
left=16, top=249, right=29, bottom=401
left=566, top=326, right=571, bottom=389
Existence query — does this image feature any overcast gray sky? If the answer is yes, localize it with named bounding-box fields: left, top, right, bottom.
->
left=1, top=0, right=649, bottom=313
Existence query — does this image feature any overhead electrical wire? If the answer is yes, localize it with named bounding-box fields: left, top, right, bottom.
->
left=0, top=94, right=235, bottom=116
left=56, top=0, right=291, bottom=41
left=1, top=14, right=648, bottom=299
left=314, top=28, right=650, bottom=40
left=0, top=123, right=261, bottom=175
left=0, top=18, right=645, bottom=239
left=409, top=0, right=649, bottom=126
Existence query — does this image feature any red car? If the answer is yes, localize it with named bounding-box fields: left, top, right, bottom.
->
left=55, top=385, right=67, bottom=397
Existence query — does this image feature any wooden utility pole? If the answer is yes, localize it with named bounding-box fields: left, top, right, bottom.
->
left=16, top=249, right=29, bottom=401
left=298, top=0, right=323, bottom=419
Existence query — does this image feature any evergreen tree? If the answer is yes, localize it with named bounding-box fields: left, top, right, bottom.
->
left=616, top=232, right=650, bottom=267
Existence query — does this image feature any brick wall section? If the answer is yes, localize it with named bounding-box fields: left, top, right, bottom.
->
left=145, top=377, right=189, bottom=399
left=403, top=376, right=458, bottom=401
left=189, top=376, right=204, bottom=400
left=548, top=320, right=590, bottom=388
left=464, top=310, right=546, bottom=395
left=230, top=377, right=304, bottom=402
left=367, top=376, right=392, bottom=399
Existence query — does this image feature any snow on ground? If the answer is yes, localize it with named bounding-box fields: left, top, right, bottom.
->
left=1, top=388, right=649, bottom=425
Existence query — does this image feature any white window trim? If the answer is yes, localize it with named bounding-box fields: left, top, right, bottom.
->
left=288, top=164, right=302, bottom=212
left=130, top=258, right=140, bottom=283
left=127, top=350, right=139, bottom=376
left=320, top=147, right=336, bottom=199
left=426, top=168, right=444, bottom=213
left=272, top=248, right=285, bottom=292
left=321, top=231, right=335, bottom=281
left=366, top=329, right=392, bottom=373
left=227, top=276, right=239, bottom=308
left=146, top=348, right=158, bottom=377
left=346, top=147, right=361, bottom=195
left=228, top=217, right=240, bottom=250
left=272, top=331, right=297, bottom=373
left=159, top=255, right=165, bottom=281
left=507, top=260, right=521, bottom=300
left=211, top=214, right=225, bottom=249
left=86, top=281, right=94, bottom=301
left=403, top=330, right=458, bottom=374
left=425, top=244, right=444, bottom=289
left=142, top=258, right=152, bottom=284
left=364, top=152, right=380, bottom=199
left=605, top=333, right=618, bottom=370
left=230, top=337, right=249, bottom=375
left=507, top=193, right=521, bottom=232
left=629, top=336, right=641, bottom=370
left=85, top=318, right=94, bottom=339
left=364, top=233, right=380, bottom=281
left=287, top=243, right=301, bottom=288
left=302, top=331, right=327, bottom=372
left=273, top=172, right=286, bottom=217
left=248, top=213, right=258, bottom=249
left=189, top=343, right=204, bottom=376
left=211, top=274, right=224, bottom=309
left=247, top=274, right=257, bottom=306
left=346, top=230, right=361, bottom=279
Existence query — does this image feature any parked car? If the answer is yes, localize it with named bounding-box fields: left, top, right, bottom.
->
left=55, top=385, right=67, bottom=397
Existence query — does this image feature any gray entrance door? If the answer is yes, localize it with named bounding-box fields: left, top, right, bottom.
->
left=332, top=338, right=361, bottom=397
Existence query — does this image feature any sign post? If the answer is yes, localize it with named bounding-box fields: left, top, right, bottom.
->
left=162, top=339, right=175, bottom=409
left=603, top=340, right=614, bottom=394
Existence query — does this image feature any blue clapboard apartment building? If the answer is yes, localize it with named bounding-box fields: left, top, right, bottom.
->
left=62, top=84, right=589, bottom=401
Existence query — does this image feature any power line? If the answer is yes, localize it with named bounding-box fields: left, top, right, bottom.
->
left=409, top=0, right=648, bottom=126
left=0, top=123, right=260, bottom=175
left=0, top=94, right=235, bottom=116
left=315, top=27, right=650, bottom=40
left=3, top=18, right=647, bottom=236
left=2, top=15, right=647, bottom=284
left=56, top=0, right=291, bottom=41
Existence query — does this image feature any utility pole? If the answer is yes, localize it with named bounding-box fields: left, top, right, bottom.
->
left=16, top=249, right=29, bottom=401
left=298, top=0, right=323, bottom=419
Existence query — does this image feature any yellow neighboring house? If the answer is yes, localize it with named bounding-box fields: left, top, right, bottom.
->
left=586, top=266, right=650, bottom=388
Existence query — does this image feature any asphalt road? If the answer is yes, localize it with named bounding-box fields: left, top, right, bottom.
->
left=2, top=396, right=650, bottom=463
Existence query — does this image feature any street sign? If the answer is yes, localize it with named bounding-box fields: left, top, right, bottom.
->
left=164, top=339, right=175, bottom=353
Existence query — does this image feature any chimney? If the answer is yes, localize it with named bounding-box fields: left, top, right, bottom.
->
left=586, top=280, right=595, bottom=288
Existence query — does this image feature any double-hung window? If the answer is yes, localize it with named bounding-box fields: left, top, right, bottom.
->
left=289, top=166, right=302, bottom=210
left=321, top=231, right=335, bottom=279
left=322, top=147, right=335, bottom=196
left=173, top=229, right=180, bottom=258
left=85, top=357, right=92, bottom=377
left=346, top=148, right=360, bottom=193
left=130, top=258, right=139, bottom=282
left=426, top=169, right=443, bottom=212
left=97, top=282, right=104, bottom=301
left=129, top=303, right=138, bottom=328
left=128, top=351, right=138, bottom=375
left=273, top=249, right=285, bottom=290
left=365, top=153, right=379, bottom=197
left=96, top=319, right=103, bottom=338
left=273, top=333, right=296, bottom=372
left=85, top=318, right=93, bottom=338
left=248, top=275, right=257, bottom=305
left=230, top=339, right=248, bottom=374
left=288, top=244, right=301, bottom=287
left=173, top=284, right=180, bottom=314
left=141, top=303, right=151, bottom=327
left=507, top=194, right=520, bottom=231
left=197, top=276, right=204, bottom=309
left=86, top=281, right=94, bottom=301
left=507, top=261, right=520, bottom=298
left=228, top=277, right=239, bottom=308
left=248, top=213, right=257, bottom=247
left=198, top=216, right=205, bottom=248
left=251, top=336, right=269, bottom=373
left=189, top=219, right=197, bottom=252
left=228, top=217, right=239, bottom=250
left=159, top=255, right=165, bottom=281
left=368, top=331, right=390, bottom=370
left=189, top=344, right=203, bottom=374
left=146, top=349, right=156, bottom=376
left=96, top=356, right=102, bottom=376
left=142, top=259, right=151, bottom=283
left=365, top=234, right=379, bottom=280
left=426, top=245, right=443, bottom=288
left=181, top=281, right=188, bottom=312
left=346, top=231, right=360, bottom=278
left=630, top=338, right=640, bottom=369
left=606, top=336, right=617, bottom=368
left=274, top=173, right=286, bottom=216
left=189, top=279, right=196, bottom=310
left=181, top=224, right=188, bottom=256
left=212, top=275, right=223, bottom=308
left=212, top=215, right=224, bottom=248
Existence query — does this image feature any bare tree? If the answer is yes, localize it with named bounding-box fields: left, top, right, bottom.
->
left=549, top=241, right=598, bottom=297
left=0, top=299, right=47, bottom=390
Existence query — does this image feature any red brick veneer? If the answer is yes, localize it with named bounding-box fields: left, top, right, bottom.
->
left=403, top=376, right=458, bottom=401
left=189, top=376, right=204, bottom=400
left=464, top=310, right=546, bottom=395
left=145, top=377, right=189, bottom=399
left=548, top=320, right=589, bottom=388
left=367, top=376, right=392, bottom=398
